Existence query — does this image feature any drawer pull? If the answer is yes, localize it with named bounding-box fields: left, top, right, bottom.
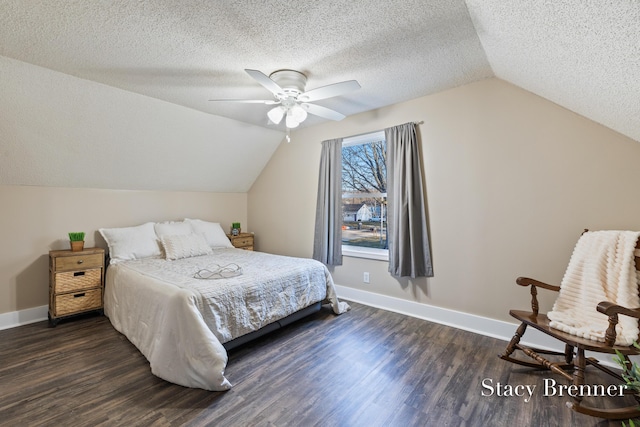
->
left=73, top=272, right=85, bottom=277
left=77, top=259, right=84, bottom=264
left=73, top=293, right=86, bottom=298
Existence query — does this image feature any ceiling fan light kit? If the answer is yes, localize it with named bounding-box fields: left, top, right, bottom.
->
left=210, top=68, right=361, bottom=137
left=290, top=104, right=307, bottom=122
left=267, top=106, right=285, bottom=124
left=285, top=110, right=300, bottom=128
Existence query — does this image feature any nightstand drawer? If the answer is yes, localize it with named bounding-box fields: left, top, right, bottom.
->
left=226, top=232, right=255, bottom=250
left=53, top=288, right=102, bottom=317
left=54, top=268, right=102, bottom=293
left=53, top=253, right=103, bottom=272
left=233, top=237, right=253, bottom=248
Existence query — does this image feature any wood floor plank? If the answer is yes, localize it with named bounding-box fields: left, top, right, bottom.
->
left=0, top=302, right=636, bottom=426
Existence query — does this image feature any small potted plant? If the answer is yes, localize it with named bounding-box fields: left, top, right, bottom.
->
left=614, top=345, right=640, bottom=427
left=231, top=222, right=241, bottom=236
left=68, top=232, right=85, bottom=252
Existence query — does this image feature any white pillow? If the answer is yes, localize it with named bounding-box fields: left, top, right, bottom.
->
left=160, top=233, right=213, bottom=260
left=184, top=218, right=233, bottom=248
left=99, top=222, right=162, bottom=263
left=154, top=221, right=192, bottom=239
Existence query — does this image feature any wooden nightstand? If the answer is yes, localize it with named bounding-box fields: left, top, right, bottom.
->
left=227, top=232, right=254, bottom=250
left=48, top=248, right=105, bottom=327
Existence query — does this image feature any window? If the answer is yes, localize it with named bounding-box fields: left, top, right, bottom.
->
left=341, top=131, right=388, bottom=260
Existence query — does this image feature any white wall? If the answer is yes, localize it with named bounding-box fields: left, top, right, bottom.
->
left=248, top=78, right=640, bottom=324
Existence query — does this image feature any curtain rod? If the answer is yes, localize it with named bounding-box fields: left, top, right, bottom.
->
left=340, top=120, right=424, bottom=142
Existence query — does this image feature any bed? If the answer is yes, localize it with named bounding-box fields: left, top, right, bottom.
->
left=100, top=220, right=349, bottom=391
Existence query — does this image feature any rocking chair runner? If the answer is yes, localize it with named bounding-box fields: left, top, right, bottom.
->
left=500, top=230, right=640, bottom=420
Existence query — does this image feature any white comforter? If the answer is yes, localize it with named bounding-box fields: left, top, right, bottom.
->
left=104, top=249, right=349, bottom=390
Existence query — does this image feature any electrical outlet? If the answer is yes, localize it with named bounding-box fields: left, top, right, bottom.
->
left=363, top=272, right=370, bottom=283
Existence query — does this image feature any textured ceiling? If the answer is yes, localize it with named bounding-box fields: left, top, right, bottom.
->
left=0, top=0, right=491, bottom=130
left=466, top=0, right=640, bottom=144
left=0, top=0, right=638, bottom=140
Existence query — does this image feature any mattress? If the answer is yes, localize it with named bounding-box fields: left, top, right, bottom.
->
left=104, top=248, right=349, bottom=390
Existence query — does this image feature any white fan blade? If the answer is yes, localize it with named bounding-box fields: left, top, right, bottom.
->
left=208, top=99, right=279, bottom=104
left=302, top=103, right=346, bottom=121
left=245, top=69, right=285, bottom=97
left=298, top=80, right=360, bottom=102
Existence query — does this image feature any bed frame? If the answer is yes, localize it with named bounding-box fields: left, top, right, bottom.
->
left=222, top=301, right=322, bottom=350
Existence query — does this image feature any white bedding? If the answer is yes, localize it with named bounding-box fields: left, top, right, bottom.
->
left=104, top=248, right=349, bottom=391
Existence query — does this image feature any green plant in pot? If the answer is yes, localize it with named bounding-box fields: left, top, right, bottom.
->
left=231, top=222, right=241, bottom=236
left=614, top=344, right=640, bottom=427
left=68, top=232, right=85, bottom=252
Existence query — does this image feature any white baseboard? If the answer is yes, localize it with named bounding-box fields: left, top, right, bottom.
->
left=333, top=284, right=628, bottom=368
left=2, top=289, right=631, bottom=369
left=0, top=305, right=48, bottom=331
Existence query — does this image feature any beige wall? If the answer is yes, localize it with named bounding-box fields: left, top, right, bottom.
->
left=0, top=185, right=247, bottom=314
left=248, top=78, right=640, bottom=323
left=0, top=55, right=283, bottom=193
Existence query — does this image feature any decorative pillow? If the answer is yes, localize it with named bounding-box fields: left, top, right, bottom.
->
left=99, top=222, right=162, bottom=263
left=160, top=233, right=213, bottom=260
left=184, top=218, right=233, bottom=248
left=154, top=221, right=192, bottom=239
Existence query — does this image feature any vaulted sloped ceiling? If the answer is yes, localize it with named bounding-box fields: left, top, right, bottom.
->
left=0, top=1, right=493, bottom=129
left=466, top=0, right=640, bottom=144
left=0, top=1, right=638, bottom=192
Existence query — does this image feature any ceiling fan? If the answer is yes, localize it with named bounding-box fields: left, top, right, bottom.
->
left=209, top=69, right=361, bottom=130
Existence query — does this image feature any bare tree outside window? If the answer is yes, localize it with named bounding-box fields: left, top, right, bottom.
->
left=342, top=137, right=387, bottom=250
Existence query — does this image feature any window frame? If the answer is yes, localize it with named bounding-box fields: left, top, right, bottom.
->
left=341, top=130, right=389, bottom=261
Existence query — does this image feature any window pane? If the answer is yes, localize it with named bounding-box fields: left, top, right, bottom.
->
left=342, top=140, right=386, bottom=194
left=342, top=196, right=387, bottom=249
left=342, top=137, right=387, bottom=250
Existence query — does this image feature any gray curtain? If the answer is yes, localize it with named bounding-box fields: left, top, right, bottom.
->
left=312, top=138, right=343, bottom=265
left=385, top=123, right=433, bottom=278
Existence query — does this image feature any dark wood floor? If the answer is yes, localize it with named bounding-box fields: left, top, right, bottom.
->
left=0, top=302, right=636, bottom=426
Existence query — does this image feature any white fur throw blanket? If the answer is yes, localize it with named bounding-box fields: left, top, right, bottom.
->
left=548, top=230, right=640, bottom=346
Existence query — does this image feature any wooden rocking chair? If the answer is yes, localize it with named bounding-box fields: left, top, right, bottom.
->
left=500, top=230, right=640, bottom=420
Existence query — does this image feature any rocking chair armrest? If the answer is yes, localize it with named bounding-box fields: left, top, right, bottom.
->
left=597, top=301, right=640, bottom=347
left=515, top=277, right=561, bottom=316
left=516, top=277, right=561, bottom=292
left=597, top=301, right=640, bottom=319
